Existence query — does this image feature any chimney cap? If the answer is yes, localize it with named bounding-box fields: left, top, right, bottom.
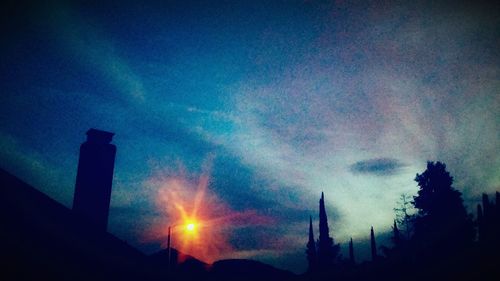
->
left=86, top=128, right=114, bottom=143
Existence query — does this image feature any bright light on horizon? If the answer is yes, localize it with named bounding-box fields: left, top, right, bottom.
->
left=186, top=222, right=196, bottom=232
left=148, top=172, right=239, bottom=263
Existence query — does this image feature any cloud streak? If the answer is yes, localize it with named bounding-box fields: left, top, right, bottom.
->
left=350, top=158, right=406, bottom=176
left=48, top=2, right=146, bottom=103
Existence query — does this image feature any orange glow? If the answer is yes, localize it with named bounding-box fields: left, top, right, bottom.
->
left=145, top=169, right=234, bottom=263
left=143, top=165, right=275, bottom=263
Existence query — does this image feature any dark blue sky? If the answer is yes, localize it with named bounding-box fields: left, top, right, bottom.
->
left=1, top=0, right=499, bottom=273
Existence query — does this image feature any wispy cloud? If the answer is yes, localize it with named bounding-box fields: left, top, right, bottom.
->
left=49, top=3, right=146, bottom=102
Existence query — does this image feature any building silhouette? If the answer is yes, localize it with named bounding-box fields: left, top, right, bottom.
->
left=72, top=128, right=116, bottom=231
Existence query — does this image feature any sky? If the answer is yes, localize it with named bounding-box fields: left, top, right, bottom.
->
left=1, top=0, right=499, bottom=273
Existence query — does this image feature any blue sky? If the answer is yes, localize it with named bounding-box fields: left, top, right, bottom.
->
left=1, top=0, right=499, bottom=273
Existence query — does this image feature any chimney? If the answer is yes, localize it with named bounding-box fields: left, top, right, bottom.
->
left=73, top=129, right=116, bottom=231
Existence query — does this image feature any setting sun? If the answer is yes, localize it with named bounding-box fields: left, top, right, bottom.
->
left=148, top=171, right=256, bottom=263
left=186, top=222, right=196, bottom=232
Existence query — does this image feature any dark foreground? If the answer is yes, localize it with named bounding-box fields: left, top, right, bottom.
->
left=1, top=167, right=499, bottom=281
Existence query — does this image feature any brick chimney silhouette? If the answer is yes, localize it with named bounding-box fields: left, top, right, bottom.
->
left=73, top=129, right=116, bottom=231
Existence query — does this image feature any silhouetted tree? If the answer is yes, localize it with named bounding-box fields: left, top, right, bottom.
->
left=497, top=192, right=500, bottom=233
left=495, top=192, right=500, bottom=250
left=306, top=215, right=317, bottom=272
left=317, top=192, right=340, bottom=271
left=483, top=193, right=491, bottom=216
left=349, top=238, right=355, bottom=264
left=394, top=194, right=415, bottom=240
left=475, top=191, right=500, bottom=278
left=477, top=193, right=500, bottom=254
left=477, top=195, right=488, bottom=245
left=392, top=220, right=401, bottom=246
left=370, top=227, right=377, bottom=262
left=477, top=203, right=483, bottom=222
left=496, top=192, right=500, bottom=212
left=381, top=219, right=412, bottom=274
left=412, top=161, right=474, bottom=271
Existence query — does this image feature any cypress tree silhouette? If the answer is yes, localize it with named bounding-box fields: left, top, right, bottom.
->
left=370, top=226, right=377, bottom=262
left=392, top=220, right=401, bottom=246
left=477, top=204, right=483, bottom=222
left=497, top=192, right=500, bottom=232
left=478, top=193, right=497, bottom=245
left=495, top=192, right=500, bottom=251
left=475, top=191, right=500, bottom=279
left=477, top=202, right=484, bottom=244
left=497, top=192, right=500, bottom=219
left=482, top=193, right=491, bottom=216
left=478, top=192, right=500, bottom=257
left=412, top=161, right=474, bottom=271
left=306, top=215, right=317, bottom=272
left=317, top=192, right=340, bottom=270
left=349, top=238, right=355, bottom=264
left=381, top=219, right=409, bottom=268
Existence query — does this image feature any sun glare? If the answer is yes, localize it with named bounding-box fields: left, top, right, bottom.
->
left=186, top=222, right=196, bottom=232
left=149, top=170, right=262, bottom=263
